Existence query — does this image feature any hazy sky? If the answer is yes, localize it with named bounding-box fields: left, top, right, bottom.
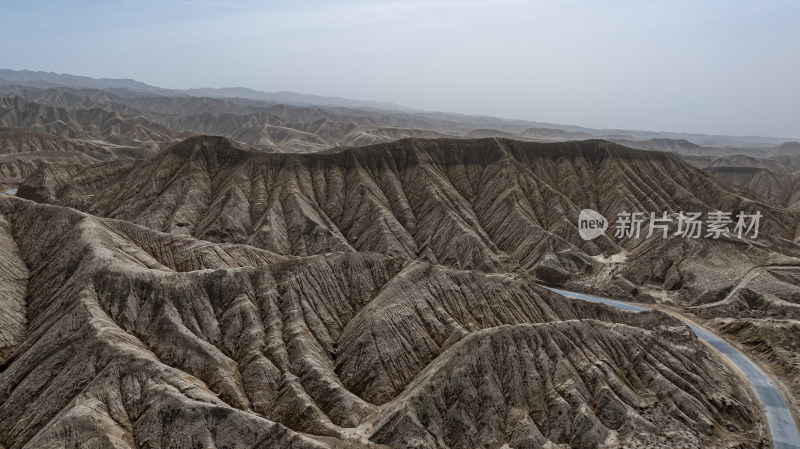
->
left=2, top=0, right=799, bottom=137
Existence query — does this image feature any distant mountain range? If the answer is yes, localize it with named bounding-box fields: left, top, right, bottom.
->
left=2, top=69, right=797, bottom=146
left=0, top=69, right=416, bottom=112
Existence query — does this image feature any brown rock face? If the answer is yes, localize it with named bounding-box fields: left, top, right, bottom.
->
left=0, top=126, right=161, bottom=192
left=371, top=321, right=759, bottom=449
left=22, top=136, right=799, bottom=271
left=0, top=127, right=102, bottom=191
left=706, top=166, right=800, bottom=210
left=0, top=97, right=189, bottom=151
left=0, top=135, right=782, bottom=448
left=0, top=196, right=765, bottom=448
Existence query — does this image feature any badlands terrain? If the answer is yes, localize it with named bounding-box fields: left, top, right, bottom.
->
left=0, top=70, right=799, bottom=448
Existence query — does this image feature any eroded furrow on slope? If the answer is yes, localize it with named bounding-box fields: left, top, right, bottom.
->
left=0, top=212, right=27, bottom=364
left=370, top=321, right=761, bottom=449
left=0, top=197, right=392, bottom=448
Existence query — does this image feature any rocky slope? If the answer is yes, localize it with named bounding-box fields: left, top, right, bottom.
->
left=0, top=195, right=767, bottom=448
left=715, top=318, right=800, bottom=409
left=0, top=126, right=113, bottom=157
left=705, top=166, right=800, bottom=210
left=22, top=136, right=798, bottom=279
left=8, top=133, right=800, bottom=446
left=0, top=97, right=189, bottom=152
left=680, top=152, right=800, bottom=210
left=17, top=135, right=800, bottom=435
left=0, top=126, right=157, bottom=191
left=767, top=141, right=800, bottom=157
left=165, top=112, right=455, bottom=153
left=371, top=321, right=760, bottom=449
left=699, top=154, right=800, bottom=175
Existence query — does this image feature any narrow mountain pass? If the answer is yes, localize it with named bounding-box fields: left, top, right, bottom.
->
left=547, top=287, right=800, bottom=449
